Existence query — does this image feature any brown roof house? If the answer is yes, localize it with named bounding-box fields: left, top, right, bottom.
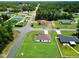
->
left=35, top=34, right=51, bottom=42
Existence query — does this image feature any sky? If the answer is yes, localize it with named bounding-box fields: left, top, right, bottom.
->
left=0, top=0, right=79, bottom=1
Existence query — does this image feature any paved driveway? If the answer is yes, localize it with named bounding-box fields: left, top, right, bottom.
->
left=55, top=29, right=61, bottom=34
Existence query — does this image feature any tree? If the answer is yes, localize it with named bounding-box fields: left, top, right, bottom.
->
left=1, top=14, right=10, bottom=22
left=0, top=22, right=13, bottom=53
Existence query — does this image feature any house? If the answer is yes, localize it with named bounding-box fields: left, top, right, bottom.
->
left=59, top=20, right=72, bottom=24
left=22, top=11, right=28, bottom=14
left=7, top=8, right=13, bottom=11
left=57, top=34, right=79, bottom=46
left=35, top=34, right=50, bottom=42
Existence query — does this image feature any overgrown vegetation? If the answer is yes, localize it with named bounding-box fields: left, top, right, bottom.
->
left=0, top=2, right=38, bottom=12
left=0, top=22, right=13, bottom=53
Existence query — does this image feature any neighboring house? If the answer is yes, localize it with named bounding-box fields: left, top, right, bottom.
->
left=57, top=34, right=79, bottom=46
left=22, top=11, right=28, bottom=14
left=59, top=20, right=72, bottom=24
left=35, top=34, right=50, bottom=42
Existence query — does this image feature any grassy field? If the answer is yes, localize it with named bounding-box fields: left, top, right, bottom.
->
left=16, top=31, right=61, bottom=58
left=57, top=30, right=79, bottom=57
left=61, top=31, right=76, bottom=36
left=55, top=21, right=77, bottom=28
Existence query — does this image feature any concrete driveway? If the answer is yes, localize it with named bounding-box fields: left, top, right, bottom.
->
left=55, top=29, right=61, bottom=34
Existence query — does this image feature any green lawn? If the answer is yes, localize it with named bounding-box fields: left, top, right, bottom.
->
left=57, top=30, right=79, bottom=57
left=73, top=14, right=79, bottom=18
left=26, top=16, right=30, bottom=20
left=61, top=31, right=76, bottom=36
left=16, top=31, right=61, bottom=58
left=55, top=21, right=77, bottom=28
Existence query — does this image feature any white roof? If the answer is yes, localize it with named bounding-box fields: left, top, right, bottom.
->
left=69, top=41, right=76, bottom=45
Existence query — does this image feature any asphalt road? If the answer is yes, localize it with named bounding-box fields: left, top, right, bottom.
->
left=30, top=28, right=77, bottom=31
left=7, top=12, right=35, bottom=58
left=7, top=4, right=40, bottom=58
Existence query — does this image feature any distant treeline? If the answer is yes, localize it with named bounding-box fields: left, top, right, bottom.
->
left=0, top=2, right=38, bottom=12
left=35, top=2, right=79, bottom=21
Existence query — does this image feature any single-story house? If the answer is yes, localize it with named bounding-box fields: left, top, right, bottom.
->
left=35, top=34, right=50, bottom=42
left=22, top=11, right=28, bottom=14
left=59, top=20, right=72, bottom=24
left=57, top=34, right=79, bottom=45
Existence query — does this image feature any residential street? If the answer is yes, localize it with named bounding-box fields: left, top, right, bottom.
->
left=7, top=4, right=40, bottom=58
left=7, top=13, right=34, bottom=58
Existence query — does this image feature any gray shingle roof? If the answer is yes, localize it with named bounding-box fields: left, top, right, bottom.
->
left=58, top=34, right=79, bottom=43
left=60, top=20, right=72, bottom=24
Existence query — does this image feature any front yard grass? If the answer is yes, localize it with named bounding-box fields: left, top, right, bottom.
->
left=57, top=30, right=79, bottom=57
left=61, top=31, right=76, bottom=36
left=55, top=21, right=77, bottom=28
left=16, top=31, right=61, bottom=58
